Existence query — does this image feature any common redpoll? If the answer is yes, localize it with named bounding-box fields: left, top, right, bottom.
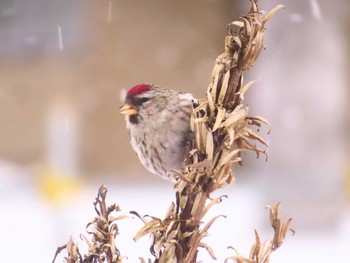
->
left=119, top=83, right=194, bottom=181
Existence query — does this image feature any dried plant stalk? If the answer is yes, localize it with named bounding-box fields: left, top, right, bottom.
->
left=53, top=2, right=289, bottom=263
left=53, top=185, right=126, bottom=263
left=225, top=203, right=295, bottom=263
left=134, top=1, right=286, bottom=263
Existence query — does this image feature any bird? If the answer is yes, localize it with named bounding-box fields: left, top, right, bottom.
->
left=119, top=83, right=194, bottom=181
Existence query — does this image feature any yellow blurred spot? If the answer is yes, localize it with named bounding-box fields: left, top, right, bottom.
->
left=35, top=164, right=84, bottom=205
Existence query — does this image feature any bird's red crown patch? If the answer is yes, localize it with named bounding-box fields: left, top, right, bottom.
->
left=127, top=84, right=152, bottom=97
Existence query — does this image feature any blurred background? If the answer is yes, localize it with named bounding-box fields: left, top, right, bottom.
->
left=0, top=0, right=349, bottom=262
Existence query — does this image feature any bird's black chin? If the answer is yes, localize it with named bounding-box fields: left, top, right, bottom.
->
left=128, top=114, right=140, bottom=125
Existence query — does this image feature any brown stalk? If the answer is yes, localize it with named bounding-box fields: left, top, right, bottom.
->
left=135, top=1, right=286, bottom=262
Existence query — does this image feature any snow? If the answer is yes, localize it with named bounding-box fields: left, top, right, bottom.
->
left=1, top=169, right=349, bottom=262
left=310, top=0, right=322, bottom=22
left=108, top=0, right=113, bottom=23
left=57, top=26, right=63, bottom=51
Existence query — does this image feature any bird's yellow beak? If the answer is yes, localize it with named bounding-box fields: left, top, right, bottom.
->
left=119, top=103, right=138, bottom=115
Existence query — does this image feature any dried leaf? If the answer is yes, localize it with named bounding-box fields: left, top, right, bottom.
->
left=108, top=215, right=130, bottom=223
left=262, top=4, right=285, bottom=27
left=209, top=74, right=219, bottom=114
left=207, top=87, right=216, bottom=118
left=230, top=20, right=244, bottom=28
left=240, top=78, right=262, bottom=101
left=139, top=258, right=152, bottom=263
left=218, top=106, right=248, bottom=129
left=205, top=130, right=214, bottom=162
left=199, top=242, right=217, bottom=260
left=217, top=149, right=241, bottom=168
left=270, top=210, right=294, bottom=251
left=212, top=107, right=226, bottom=131
left=191, top=192, right=204, bottom=217
left=80, top=234, right=94, bottom=250
left=200, top=215, right=226, bottom=239
left=171, top=169, right=194, bottom=184
left=133, top=219, right=162, bottom=242
left=217, top=70, right=230, bottom=106
left=201, top=195, right=227, bottom=219
left=185, top=159, right=212, bottom=170
left=245, top=127, right=268, bottom=147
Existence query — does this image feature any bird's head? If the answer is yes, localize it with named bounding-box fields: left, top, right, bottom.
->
left=119, top=83, right=169, bottom=125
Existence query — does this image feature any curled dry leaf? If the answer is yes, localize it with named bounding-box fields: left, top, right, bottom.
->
left=224, top=246, right=252, bottom=263
left=199, top=242, right=217, bottom=260
left=262, top=4, right=285, bottom=27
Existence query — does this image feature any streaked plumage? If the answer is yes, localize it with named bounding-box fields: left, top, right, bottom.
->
left=120, top=83, right=194, bottom=181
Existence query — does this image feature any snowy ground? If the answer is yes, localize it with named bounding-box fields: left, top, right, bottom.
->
left=1, top=167, right=349, bottom=263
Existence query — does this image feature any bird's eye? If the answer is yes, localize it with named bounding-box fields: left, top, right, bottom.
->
left=140, top=97, right=150, bottom=104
